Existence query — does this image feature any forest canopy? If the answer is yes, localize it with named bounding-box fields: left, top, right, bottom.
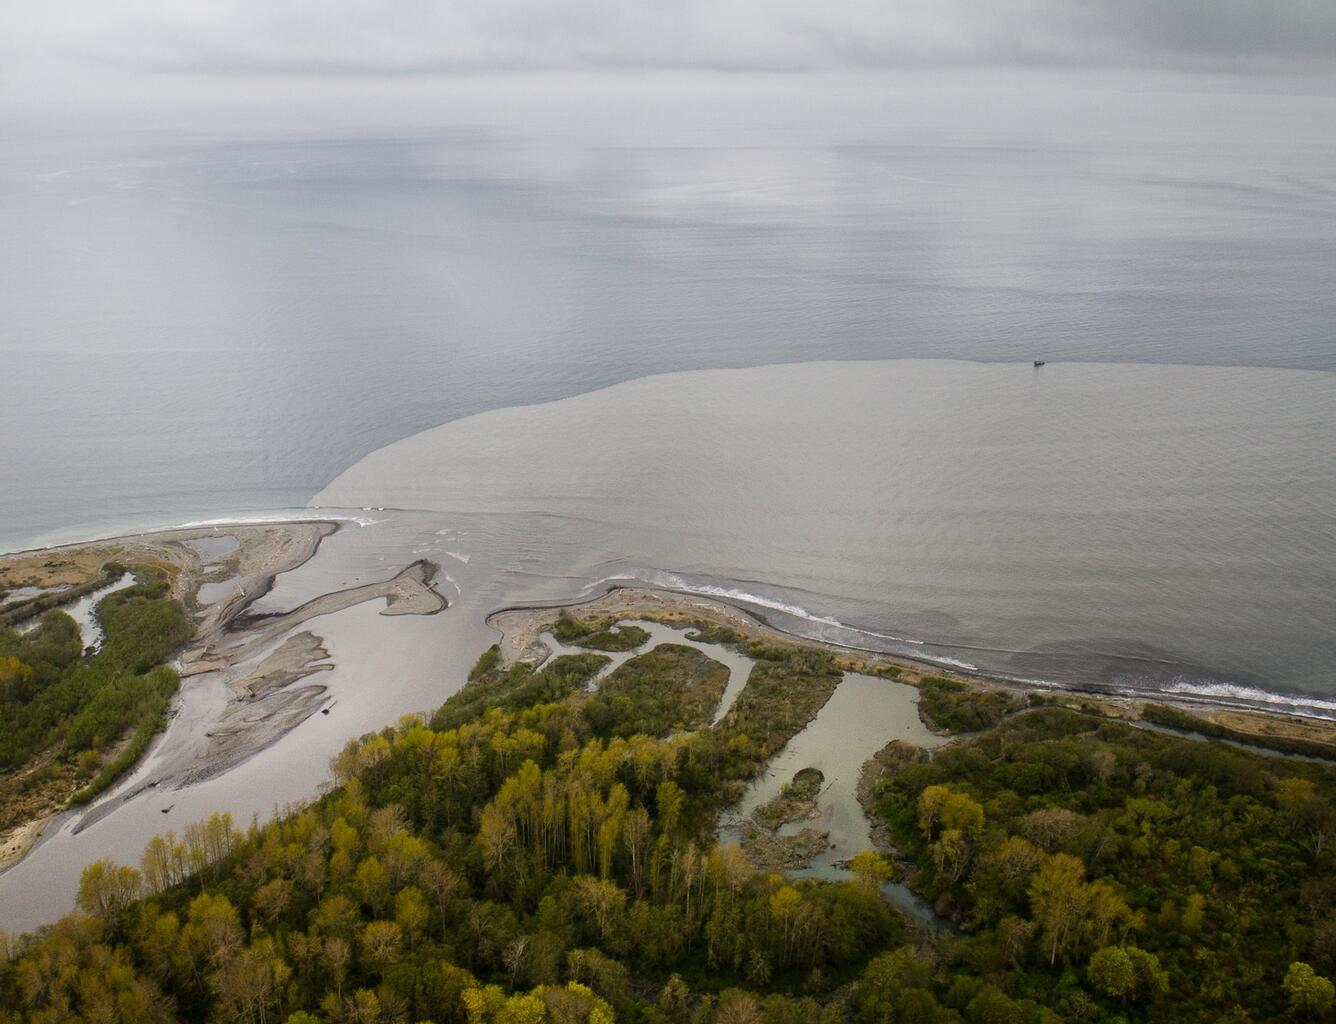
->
left=0, top=569, right=189, bottom=825
left=1, top=627, right=1333, bottom=1024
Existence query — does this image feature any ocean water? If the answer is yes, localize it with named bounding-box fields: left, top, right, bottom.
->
left=3, top=76, right=1335, bottom=549
left=316, top=360, right=1336, bottom=713
left=2, top=78, right=1336, bottom=929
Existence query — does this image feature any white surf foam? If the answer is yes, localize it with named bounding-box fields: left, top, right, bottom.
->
left=920, top=654, right=980, bottom=671
left=580, top=573, right=638, bottom=594
left=653, top=573, right=928, bottom=647
left=1163, top=680, right=1336, bottom=716
left=587, top=572, right=1323, bottom=717
left=654, top=573, right=846, bottom=626
left=179, top=512, right=384, bottom=529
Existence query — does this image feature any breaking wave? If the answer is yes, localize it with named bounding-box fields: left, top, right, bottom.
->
left=920, top=654, right=980, bottom=671
left=1161, top=679, right=1336, bottom=718
left=180, top=511, right=385, bottom=529
left=649, top=572, right=931, bottom=647
left=581, top=571, right=1330, bottom=719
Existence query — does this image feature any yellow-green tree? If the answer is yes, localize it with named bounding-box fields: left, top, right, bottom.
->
left=1285, top=962, right=1336, bottom=1018
left=76, top=858, right=143, bottom=919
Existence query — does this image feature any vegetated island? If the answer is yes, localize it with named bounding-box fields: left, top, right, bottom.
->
left=0, top=579, right=1332, bottom=1024
left=0, top=523, right=447, bottom=871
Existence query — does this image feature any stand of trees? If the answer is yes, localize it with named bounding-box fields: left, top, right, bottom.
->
left=914, top=678, right=1021, bottom=734
left=1, top=642, right=902, bottom=1024
left=874, top=707, right=1336, bottom=1022
left=0, top=570, right=189, bottom=827
left=2, top=629, right=1333, bottom=1024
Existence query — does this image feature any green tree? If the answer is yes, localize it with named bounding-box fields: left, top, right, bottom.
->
left=848, top=850, right=893, bottom=893
left=1285, top=962, right=1335, bottom=1017
left=1028, top=853, right=1087, bottom=966
left=1181, top=892, right=1206, bottom=934
left=394, top=885, right=430, bottom=949
left=1088, top=946, right=1136, bottom=1000
left=76, top=858, right=143, bottom=918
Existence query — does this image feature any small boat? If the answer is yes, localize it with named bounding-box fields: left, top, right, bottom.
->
left=1033, top=359, right=1046, bottom=367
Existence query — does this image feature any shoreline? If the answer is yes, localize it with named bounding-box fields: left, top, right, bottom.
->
left=9, top=515, right=1334, bottom=746
left=5, top=520, right=1334, bottom=876
left=0, top=521, right=341, bottom=874
left=486, top=584, right=1336, bottom=758
left=0, top=519, right=450, bottom=874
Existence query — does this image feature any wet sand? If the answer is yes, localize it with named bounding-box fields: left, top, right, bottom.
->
left=183, top=558, right=445, bottom=674
left=0, top=522, right=448, bottom=866
left=0, top=524, right=332, bottom=870
left=1, top=522, right=335, bottom=606
left=0, top=816, right=51, bottom=876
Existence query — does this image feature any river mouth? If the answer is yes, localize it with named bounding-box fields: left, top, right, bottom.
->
left=4, top=358, right=1335, bottom=932
left=315, top=360, right=1336, bottom=716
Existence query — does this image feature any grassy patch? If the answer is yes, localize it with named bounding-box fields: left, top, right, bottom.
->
left=0, top=567, right=191, bottom=821
left=716, top=645, right=843, bottom=758
left=1, top=570, right=189, bottom=771
left=552, top=611, right=650, bottom=652
left=683, top=619, right=745, bottom=646
left=584, top=644, right=729, bottom=737
left=0, top=562, right=129, bottom=630
left=1141, top=702, right=1336, bottom=760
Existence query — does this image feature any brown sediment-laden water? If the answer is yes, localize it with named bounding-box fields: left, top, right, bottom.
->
left=5, top=360, right=1336, bottom=932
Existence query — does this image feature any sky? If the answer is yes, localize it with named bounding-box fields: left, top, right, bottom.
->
left=4, top=0, right=1336, bottom=116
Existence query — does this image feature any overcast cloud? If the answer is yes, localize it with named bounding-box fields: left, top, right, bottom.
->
left=2, top=0, right=1335, bottom=119
left=7, top=0, right=1336, bottom=83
